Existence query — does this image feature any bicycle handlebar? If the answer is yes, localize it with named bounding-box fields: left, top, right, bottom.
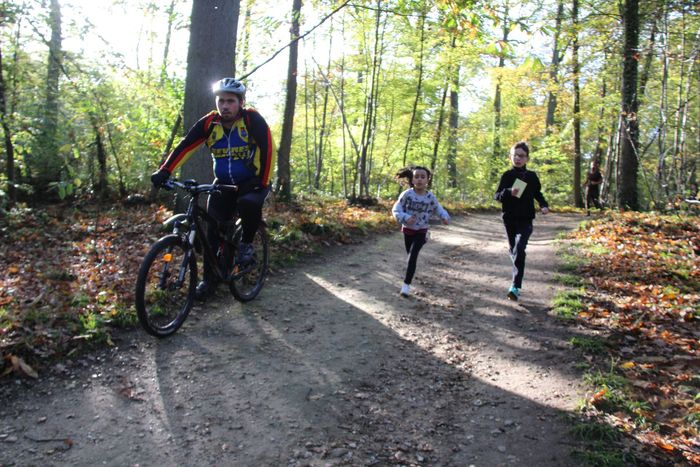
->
left=163, top=179, right=238, bottom=195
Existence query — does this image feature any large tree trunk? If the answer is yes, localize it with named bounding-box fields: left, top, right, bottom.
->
left=618, top=0, right=640, bottom=210
left=0, top=47, right=16, bottom=206
left=572, top=0, right=582, bottom=207
left=178, top=0, right=240, bottom=211
left=275, top=0, right=301, bottom=201
left=545, top=0, right=564, bottom=135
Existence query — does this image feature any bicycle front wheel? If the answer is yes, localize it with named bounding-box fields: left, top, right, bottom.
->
left=135, top=235, right=197, bottom=337
left=230, top=226, right=269, bottom=302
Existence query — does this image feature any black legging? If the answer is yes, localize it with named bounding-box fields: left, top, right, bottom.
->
left=202, top=187, right=269, bottom=282
left=403, top=231, right=427, bottom=285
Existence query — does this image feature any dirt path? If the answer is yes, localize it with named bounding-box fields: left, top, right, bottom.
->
left=1, top=212, right=587, bottom=466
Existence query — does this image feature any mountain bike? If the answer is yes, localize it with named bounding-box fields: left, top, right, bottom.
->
left=135, top=179, right=269, bottom=337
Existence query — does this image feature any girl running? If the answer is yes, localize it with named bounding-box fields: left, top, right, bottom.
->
left=392, top=166, right=450, bottom=297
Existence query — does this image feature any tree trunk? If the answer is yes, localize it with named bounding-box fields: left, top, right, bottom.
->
left=593, top=67, right=607, bottom=164
left=402, top=11, right=426, bottom=168
left=275, top=0, right=301, bottom=201
left=178, top=0, right=240, bottom=211
left=303, top=60, right=312, bottom=188
left=35, top=0, right=63, bottom=194
left=618, top=0, right=640, bottom=210
left=312, top=67, right=319, bottom=188
left=0, top=47, right=16, bottom=206
left=93, top=121, right=108, bottom=199
left=314, top=17, right=333, bottom=190
left=446, top=36, right=460, bottom=189
left=676, top=24, right=699, bottom=194
left=545, top=0, right=564, bottom=135
left=491, top=1, right=510, bottom=181
left=160, top=0, right=177, bottom=83
left=339, top=20, right=348, bottom=198
left=638, top=17, right=657, bottom=104
left=238, top=0, right=255, bottom=73
left=431, top=78, right=449, bottom=176
left=657, top=6, right=669, bottom=197
left=671, top=11, right=689, bottom=194
left=602, top=115, right=621, bottom=203
left=149, top=112, right=182, bottom=202
left=572, top=0, right=582, bottom=207
left=357, top=0, right=385, bottom=198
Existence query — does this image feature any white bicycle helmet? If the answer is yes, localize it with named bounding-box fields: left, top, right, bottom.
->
left=212, top=77, right=246, bottom=97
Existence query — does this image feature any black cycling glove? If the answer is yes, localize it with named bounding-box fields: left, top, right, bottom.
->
left=151, top=169, right=170, bottom=188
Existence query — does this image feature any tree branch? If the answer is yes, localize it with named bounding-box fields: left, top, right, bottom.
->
left=239, top=0, right=351, bottom=81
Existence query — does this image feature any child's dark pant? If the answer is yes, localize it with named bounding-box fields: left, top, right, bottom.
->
left=403, top=231, right=427, bottom=285
left=504, top=220, right=533, bottom=289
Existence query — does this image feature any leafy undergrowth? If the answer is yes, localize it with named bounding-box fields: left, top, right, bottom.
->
left=0, top=197, right=399, bottom=379
left=567, top=212, right=700, bottom=465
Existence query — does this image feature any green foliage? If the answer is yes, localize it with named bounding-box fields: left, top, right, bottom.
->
left=1, top=0, right=699, bottom=211
left=552, top=288, right=585, bottom=319
left=571, top=421, right=621, bottom=443
left=569, top=336, right=607, bottom=354
left=558, top=242, right=587, bottom=273
left=554, top=272, right=584, bottom=287
left=572, top=444, right=636, bottom=467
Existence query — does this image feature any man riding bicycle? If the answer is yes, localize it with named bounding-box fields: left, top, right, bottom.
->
left=151, top=78, right=273, bottom=301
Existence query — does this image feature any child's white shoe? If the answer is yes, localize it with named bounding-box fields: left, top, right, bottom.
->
left=400, top=283, right=410, bottom=297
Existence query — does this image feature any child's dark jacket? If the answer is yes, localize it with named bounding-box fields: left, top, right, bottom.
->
left=494, top=166, right=549, bottom=222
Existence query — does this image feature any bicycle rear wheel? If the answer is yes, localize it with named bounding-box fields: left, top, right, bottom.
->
left=230, top=226, right=269, bottom=302
left=135, top=235, right=197, bottom=337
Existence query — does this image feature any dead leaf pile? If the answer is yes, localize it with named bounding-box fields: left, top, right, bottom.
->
left=570, top=212, right=699, bottom=464
left=0, top=198, right=398, bottom=378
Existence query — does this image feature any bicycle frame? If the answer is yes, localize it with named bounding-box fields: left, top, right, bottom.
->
left=162, top=180, right=238, bottom=283
left=136, top=178, right=267, bottom=337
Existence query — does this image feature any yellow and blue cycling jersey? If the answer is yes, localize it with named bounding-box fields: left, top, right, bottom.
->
left=159, top=108, right=274, bottom=188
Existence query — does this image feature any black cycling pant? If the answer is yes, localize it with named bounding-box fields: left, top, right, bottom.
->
left=403, top=231, right=427, bottom=285
left=202, top=187, right=269, bottom=282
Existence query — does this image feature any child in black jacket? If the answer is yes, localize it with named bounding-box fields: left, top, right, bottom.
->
left=494, top=142, right=549, bottom=301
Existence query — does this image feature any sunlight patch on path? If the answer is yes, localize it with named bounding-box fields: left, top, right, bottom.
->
left=304, top=271, right=580, bottom=410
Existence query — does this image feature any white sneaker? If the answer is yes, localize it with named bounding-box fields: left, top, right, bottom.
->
left=400, top=283, right=410, bottom=297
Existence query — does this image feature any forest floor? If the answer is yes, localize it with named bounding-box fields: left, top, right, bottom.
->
left=0, top=212, right=597, bottom=466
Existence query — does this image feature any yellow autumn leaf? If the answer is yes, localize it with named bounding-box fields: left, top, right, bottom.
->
left=620, top=361, right=635, bottom=369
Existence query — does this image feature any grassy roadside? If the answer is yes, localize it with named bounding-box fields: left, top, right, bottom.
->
left=553, top=212, right=699, bottom=466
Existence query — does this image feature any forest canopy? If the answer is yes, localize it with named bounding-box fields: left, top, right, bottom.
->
left=0, top=0, right=698, bottom=210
